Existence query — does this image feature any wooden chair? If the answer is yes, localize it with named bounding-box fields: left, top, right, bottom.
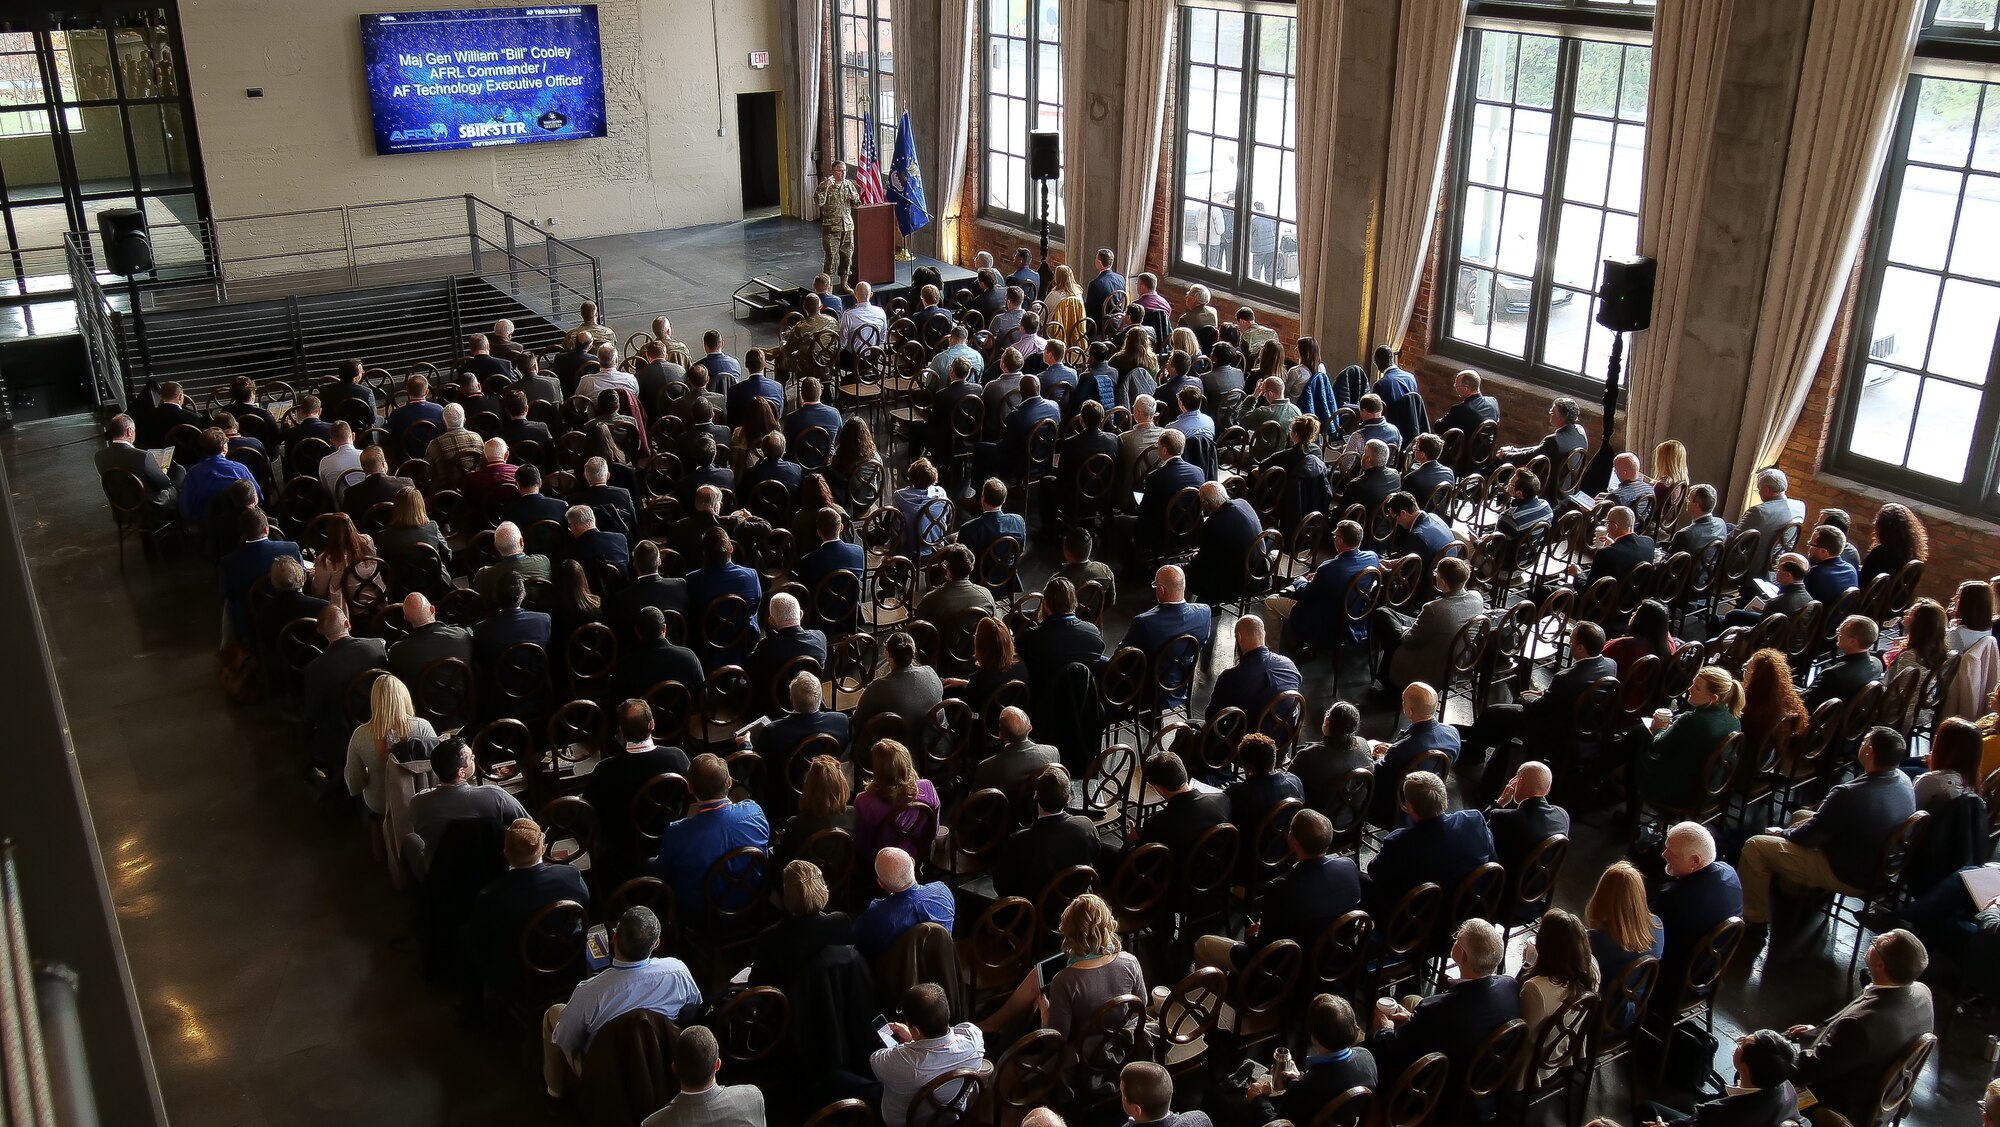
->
left=1377, top=1052, right=1449, bottom=1127
left=1146, top=965, right=1227, bottom=1075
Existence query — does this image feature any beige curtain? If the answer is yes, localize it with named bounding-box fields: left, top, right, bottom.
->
left=778, top=0, right=822, bottom=221
left=1626, top=0, right=1734, bottom=458
left=1116, top=0, right=1175, bottom=274
left=1369, top=0, right=1469, bottom=349
left=934, top=0, right=977, bottom=263
left=1727, top=0, right=1923, bottom=509
left=1059, top=0, right=1093, bottom=263
left=1294, top=0, right=1343, bottom=342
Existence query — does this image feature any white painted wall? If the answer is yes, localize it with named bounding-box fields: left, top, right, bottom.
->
left=178, top=0, right=782, bottom=237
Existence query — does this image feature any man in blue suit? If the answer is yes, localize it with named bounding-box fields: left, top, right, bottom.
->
left=1194, top=808, right=1359, bottom=971
left=1126, top=565, right=1213, bottom=709
left=1085, top=248, right=1126, bottom=323
left=1189, top=482, right=1264, bottom=604
left=782, top=376, right=843, bottom=455
left=1036, top=340, right=1079, bottom=416
left=1370, top=918, right=1518, bottom=1125
left=697, top=330, right=741, bottom=390
left=1387, top=492, right=1455, bottom=574
left=1370, top=344, right=1429, bottom=445
left=1366, top=769, right=1497, bottom=914
left=725, top=348, right=784, bottom=429
left=220, top=509, right=301, bottom=641
left=467, top=818, right=591, bottom=1005
left=796, top=509, right=866, bottom=633
left=1803, top=524, right=1860, bottom=606
left=1370, top=682, right=1461, bottom=825
left=979, top=373, right=1060, bottom=483
left=1021, top=578, right=1107, bottom=737
left=739, top=433, right=804, bottom=501
left=562, top=505, right=630, bottom=574
left=654, top=753, right=769, bottom=913
left=686, top=527, right=763, bottom=667
left=1650, top=822, right=1744, bottom=1014
left=755, top=670, right=850, bottom=761
left=959, top=478, right=1029, bottom=596
left=1135, top=429, right=1205, bottom=560
left=1205, top=615, right=1303, bottom=727
left=384, top=374, right=446, bottom=460
left=1265, top=519, right=1378, bottom=656
left=1007, top=247, right=1041, bottom=302
left=471, top=574, right=553, bottom=663
left=745, top=593, right=827, bottom=718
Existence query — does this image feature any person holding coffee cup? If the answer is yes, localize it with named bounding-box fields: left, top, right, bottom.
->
left=1635, top=666, right=1744, bottom=821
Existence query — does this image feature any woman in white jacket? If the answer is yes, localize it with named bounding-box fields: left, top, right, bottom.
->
left=343, top=674, right=435, bottom=884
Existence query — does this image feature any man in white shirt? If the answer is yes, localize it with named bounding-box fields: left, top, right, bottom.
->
left=578, top=345, right=640, bottom=401
left=871, top=982, right=984, bottom=1127
left=317, top=420, right=363, bottom=499
left=543, top=907, right=702, bottom=1099
left=838, top=280, right=890, bottom=356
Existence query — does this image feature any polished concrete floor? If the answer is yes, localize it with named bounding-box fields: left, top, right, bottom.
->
left=3, top=216, right=1990, bottom=1125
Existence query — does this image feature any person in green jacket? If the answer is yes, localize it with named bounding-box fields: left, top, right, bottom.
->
left=1638, top=666, right=1745, bottom=811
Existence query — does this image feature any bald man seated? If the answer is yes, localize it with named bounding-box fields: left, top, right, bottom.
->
left=1482, top=760, right=1570, bottom=891
left=1368, top=683, right=1460, bottom=827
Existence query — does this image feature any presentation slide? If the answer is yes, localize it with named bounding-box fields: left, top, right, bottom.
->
left=360, top=6, right=607, bottom=156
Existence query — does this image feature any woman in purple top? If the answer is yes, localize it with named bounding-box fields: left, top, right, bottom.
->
left=854, top=739, right=940, bottom=864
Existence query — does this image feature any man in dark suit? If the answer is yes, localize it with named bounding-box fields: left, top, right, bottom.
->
left=754, top=672, right=850, bottom=771
left=1134, top=750, right=1231, bottom=862
left=969, top=268, right=1007, bottom=323
left=1369, top=918, right=1519, bottom=1124
left=1386, top=491, right=1455, bottom=572
left=1668, top=484, right=1729, bottom=566
left=795, top=509, right=865, bottom=634
left=1459, top=621, right=1616, bottom=791
left=619, top=607, right=706, bottom=701
left=1205, top=616, right=1302, bottom=729
left=220, top=510, right=302, bottom=641
left=1366, top=770, right=1497, bottom=914
left=725, top=349, right=785, bottom=429
left=1369, top=683, right=1463, bottom=826
left=279, top=395, right=334, bottom=456
left=1790, top=929, right=1936, bottom=1124
left=300, top=606, right=386, bottom=771
left=97, top=413, right=182, bottom=518
left=1402, top=433, right=1457, bottom=510
left=254, top=556, right=328, bottom=655
left=1498, top=396, right=1588, bottom=470
left=1125, top=565, right=1214, bottom=710
left=1651, top=822, right=1744, bottom=1011
left=668, top=484, right=771, bottom=569
left=576, top=457, right=639, bottom=545
left=385, top=374, right=446, bottom=460
left=319, top=359, right=378, bottom=429
left=336, top=447, right=413, bottom=522
left=739, top=432, right=804, bottom=500
left=1020, top=579, right=1106, bottom=736
left=992, top=767, right=1100, bottom=901
left=1036, top=340, right=1079, bottom=412
left=958, top=479, right=1029, bottom=596
left=1483, top=760, right=1570, bottom=889
left=1188, top=482, right=1262, bottom=605
left=471, top=574, right=552, bottom=664
left=1047, top=399, right=1120, bottom=529
left=561, top=505, right=631, bottom=574
left=1719, top=552, right=1812, bottom=632
left=605, top=541, right=689, bottom=642
left=1803, top=524, right=1860, bottom=606
left=1573, top=505, right=1656, bottom=588
left=1085, top=248, right=1126, bottom=324
left=674, top=433, right=736, bottom=512
left=1194, top=807, right=1358, bottom=972
left=1342, top=439, right=1404, bottom=519
left=975, top=372, right=1058, bottom=482
left=634, top=341, right=686, bottom=408
left=386, top=592, right=474, bottom=688
left=583, top=699, right=692, bottom=887
left=467, top=818, right=590, bottom=1003
left=783, top=376, right=844, bottom=453
left=497, top=463, right=568, bottom=533
left=686, top=528, right=764, bottom=667
left=1375, top=557, right=1485, bottom=691
left=1370, top=344, right=1429, bottom=445
left=971, top=707, right=1061, bottom=809
left=459, top=332, right=515, bottom=384
left=1135, top=429, right=1205, bottom=559
left=913, top=544, right=999, bottom=634
left=746, top=593, right=827, bottom=717
left=1738, top=727, right=1916, bottom=953
left=1434, top=369, right=1500, bottom=445
left=1265, top=520, right=1377, bottom=656
left=497, top=391, right=556, bottom=460
left=488, top=318, right=531, bottom=368
left=1806, top=616, right=1886, bottom=710
left=917, top=355, right=981, bottom=464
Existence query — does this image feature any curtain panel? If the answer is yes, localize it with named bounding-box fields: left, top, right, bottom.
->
left=779, top=0, right=822, bottom=221
left=1369, top=0, right=1468, bottom=350
left=1116, top=0, right=1175, bottom=274
left=1059, top=0, right=1094, bottom=264
left=1294, top=0, right=1343, bottom=344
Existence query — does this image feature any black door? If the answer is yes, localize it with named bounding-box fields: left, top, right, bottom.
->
left=736, top=91, right=780, bottom=212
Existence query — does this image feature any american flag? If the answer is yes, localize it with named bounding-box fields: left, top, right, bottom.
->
left=856, top=112, right=886, bottom=205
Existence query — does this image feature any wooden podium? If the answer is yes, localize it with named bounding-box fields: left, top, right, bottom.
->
left=852, top=203, right=897, bottom=287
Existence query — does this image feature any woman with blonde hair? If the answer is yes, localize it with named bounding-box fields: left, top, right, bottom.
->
left=1585, top=861, right=1663, bottom=982
left=977, top=892, right=1146, bottom=1040
left=854, top=739, right=940, bottom=860
left=1636, top=666, right=1744, bottom=812
left=748, top=859, right=854, bottom=986
left=776, top=754, right=857, bottom=861
left=342, top=674, right=436, bottom=880
left=1168, top=326, right=1202, bottom=368
left=1648, top=439, right=1690, bottom=514
left=308, top=510, right=376, bottom=611
left=1044, top=263, right=1087, bottom=345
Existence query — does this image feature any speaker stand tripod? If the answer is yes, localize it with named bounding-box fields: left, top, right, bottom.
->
left=1579, top=330, right=1623, bottom=496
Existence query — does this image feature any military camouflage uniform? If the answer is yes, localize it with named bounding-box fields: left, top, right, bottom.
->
left=817, top=178, right=863, bottom=286
left=779, top=312, right=841, bottom=377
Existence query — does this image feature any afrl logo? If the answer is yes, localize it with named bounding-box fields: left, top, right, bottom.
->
left=459, top=120, right=528, bottom=139
left=389, top=123, right=447, bottom=143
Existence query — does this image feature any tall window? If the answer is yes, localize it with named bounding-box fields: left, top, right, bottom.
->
left=1441, top=2, right=1653, bottom=390
left=984, top=0, right=1063, bottom=230
left=1172, top=4, right=1300, bottom=303
left=833, top=0, right=894, bottom=164
left=1833, top=1, right=2000, bottom=511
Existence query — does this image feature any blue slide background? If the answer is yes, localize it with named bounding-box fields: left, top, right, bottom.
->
left=361, top=6, right=607, bottom=156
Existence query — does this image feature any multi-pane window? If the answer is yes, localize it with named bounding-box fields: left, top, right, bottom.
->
left=833, top=0, right=894, bottom=164
left=1834, top=2, right=2000, bottom=510
left=0, top=34, right=81, bottom=137
left=984, top=0, right=1063, bottom=230
left=1173, top=4, right=1300, bottom=303
left=1442, top=19, right=1651, bottom=389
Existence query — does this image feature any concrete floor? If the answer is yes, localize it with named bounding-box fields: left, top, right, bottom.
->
left=2, top=216, right=1991, bottom=1125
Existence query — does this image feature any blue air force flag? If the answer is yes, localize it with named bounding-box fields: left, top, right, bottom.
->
left=888, top=111, right=930, bottom=236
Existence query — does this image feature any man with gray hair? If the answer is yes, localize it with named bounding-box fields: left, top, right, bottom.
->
left=1574, top=504, right=1656, bottom=588
left=1189, top=479, right=1262, bottom=604
left=1369, top=916, right=1517, bottom=1123
left=461, top=435, right=518, bottom=525
left=754, top=669, right=850, bottom=767
left=473, top=520, right=552, bottom=601
left=565, top=503, right=631, bottom=572
left=490, top=317, right=530, bottom=367
left=1343, top=438, right=1404, bottom=516
left=461, top=330, right=514, bottom=381
left=96, top=411, right=183, bottom=517
left=853, top=847, right=955, bottom=960
left=1738, top=466, right=1808, bottom=582
left=543, top=906, right=702, bottom=1098
left=424, top=401, right=484, bottom=478
left=971, top=705, right=1060, bottom=802
left=577, top=343, right=638, bottom=401
left=1787, top=928, right=1934, bottom=1125
left=745, top=591, right=827, bottom=718
left=1651, top=821, right=1742, bottom=1015
left=1117, top=393, right=1166, bottom=499
left=1602, top=450, right=1651, bottom=510
left=578, top=454, right=640, bottom=542
left=1366, top=770, right=1496, bottom=916
left=645, top=1023, right=765, bottom=1127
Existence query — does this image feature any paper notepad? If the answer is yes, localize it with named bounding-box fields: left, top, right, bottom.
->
left=1960, top=863, right=2000, bottom=906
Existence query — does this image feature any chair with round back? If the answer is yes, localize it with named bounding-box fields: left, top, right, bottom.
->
left=713, top=984, right=790, bottom=1065
left=517, top=898, right=589, bottom=991
left=1308, top=910, right=1375, bottom=1004
left=1460, top=1018, right=1531, bottom=1123
left=603, top=876, right=676, bottom=940
left=416, top=656, right=476, bottom=733
left=1180, top=822, right=1242, bottom=938
left=991, top=1028, right=1064, bottom=1122
left=1872, top=1032, right=1936, bottom=1127
left=1032, top=865, right=1099, bottom=953
left=802, top=1100, right=876, bottom=1127
left=1502, top=833, right=1570, bottom=945
left=1516, top=990, right=1597, bottom=1125
left=1070, top=992, right=1146, bottom=1104
left=1222, top=937, right=1302, bottom=1046
left=1147, top=965, right=1227, bottom=1074
left=1367, top=882, right=1442, bottom=1001
left=1650, top=916, right=1745, bottom=1090
left=963, top=896, right=1037, bottom=1005
left=1306, top=1086, right=1373, bottom=1127
left=629, top=772, right=691, bottom=853
left=1379, top=1052, right=1450, bottom=1127
left=536, top=795, right=598, bottom=872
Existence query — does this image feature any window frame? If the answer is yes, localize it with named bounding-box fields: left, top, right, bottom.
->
left=981, top=0, right=1065, bottom=235
left=830, top=0, right=895, bottom=168
left=1827, top=18, right=2000, bottom=515
left=1169, top=1, right=1301, bottom=309
left=1434, top=12, right=1653, bottom=395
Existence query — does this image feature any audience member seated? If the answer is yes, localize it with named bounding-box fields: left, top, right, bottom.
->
left=1496, top=395, right=1587, bottom=471
left=855, top=739, right=940, bottom=863
left=386, top=592, right=473, bottom=687
left=1124, top=566, right=1213, bottom=706
left=221, top=509, right=300, bottom=640
left=1435, top=369, right=1500, bottom=444
left=1019, top=580, right=1106, bottom=731
left=472, top=573, right=553, bottom=665
left=853, top=848, right=953, bottom=962
left=746, top=593, right=827, bottom=718
left=1133, top=749, right=1231, bottom=862
left=1651, top=822, right=1744, bottom=1004
left=686, top=528, right=761, bottom=666
left=1806, top=615, right=1884, bottom=710
left=472, top=521, right=551, bottom=602
left=1195, top=808, right=1358, bottom=975
left=1342, top=440, right=1402, bottom=518
left=1373, top=556, right=1484, bottom=691
left=1368, top=683, right=1459, bottom=826
left=1222, top=732, right=1303, bottom=834
left=979, top=892, right=1145, bottom=1048
left=1368, top=918, right=1517, bottom=1121
left=852, top=632, right=944, bottom=743
left=302, top=606, right=386, bottom=772
left=563, top=504, right=632, bottom=575
left=586, top=699, right=691, bottom=886
left=991, top=767, right=1099, bottom=901
left=1643, top=1029, right=1801, bottom=1127
left=1204, top=616, right=1302, bottom=729
left=971, top=706, right=1059, bottom=804
left=1365, top=771, right=1495, bottom=915
left=97, top=412, right=182, bottom=516
left=1636, top=666, right=1744, bottom=814
left=1292, top=702, right=1375, bottom=816
left=1187, top=482, right=1260, bottom=605
left=1801, top=523, right=1860, bottom=607
left=1265, top=520, right=1375, bottom=657
left=1720, top=553, right=1812, bottom=632
left=1786, top=928, right=1933, bottom=1126
left=1134, top=429, right=1203, bottom=559
left=872, top=982, right=984, bottom=1127
left=405, top=738, right=530, bottom=879
left=341, top=673, right=435, bottom=874
left=653, top=753, right=769, bottom=913
left=1053, top=529, right=1117, bottom=609
left=542, top=907, right=701, bottom=1100
left=1737, top=468, right=1808, bottom=582
left=749, top=859, right=853, bottom=988
left=183, top=427, right=260, bottom=524
left=1460, top=622, right=1614, bottom=790
left=1340, top=396, right=1403, bottom=462
left=1586, top=860, right=1665, bottom=984
left=1669, top=483, right=1728, bottom=563
left=1485, top=761, right=1569, bottom=883
left=468, top=818, right=591, bottom=1007
left=1517, top=908, right=1598, bottom=1081
left=640, top=1023, right=763, bottom=1127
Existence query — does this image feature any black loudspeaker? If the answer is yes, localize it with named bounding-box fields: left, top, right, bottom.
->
left=97, top=207, right=153, bottom=276
left=1029, top=130, right=1061, bottom=182
left=1596, top=255, right=1656, bottom=333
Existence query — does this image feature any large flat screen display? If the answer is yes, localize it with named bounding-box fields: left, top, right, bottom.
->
left=360, top=6, right=607, bottom=156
